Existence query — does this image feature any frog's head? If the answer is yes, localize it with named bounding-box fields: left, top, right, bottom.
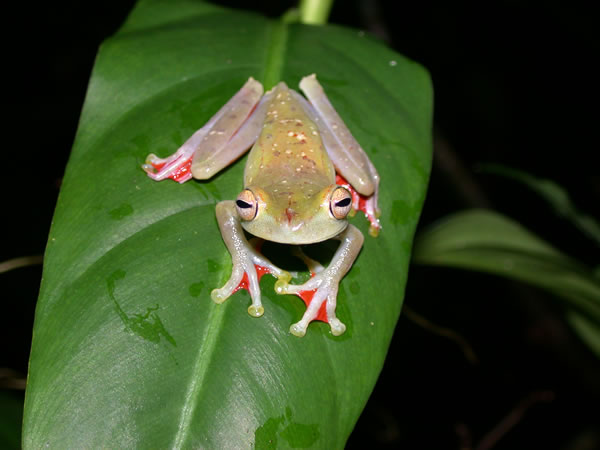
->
left=235, top=184, right=352, bottom=245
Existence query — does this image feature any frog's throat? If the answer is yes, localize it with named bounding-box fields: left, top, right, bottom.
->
left=241, top=220, right=348, bottom=245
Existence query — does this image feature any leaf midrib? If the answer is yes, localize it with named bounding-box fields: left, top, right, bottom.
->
left=170, top=17, right=289, bottom=448
left=172, top=302, right=228, bottom=448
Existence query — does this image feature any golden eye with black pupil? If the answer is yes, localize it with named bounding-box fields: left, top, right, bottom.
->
left=235, top=189, right=258, bottom=221
left=330, top=187, right=352, bottom=219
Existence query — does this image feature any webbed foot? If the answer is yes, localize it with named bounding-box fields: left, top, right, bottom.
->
left=143, top=151, right=194, bottom=183
left=275, top=225, right=363, bottom=337
left=276, top=274, right=346, bottom=337
left=212, top=254, right=290, bottom=318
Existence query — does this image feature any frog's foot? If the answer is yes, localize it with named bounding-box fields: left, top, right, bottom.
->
left=275, top=274, right=346, bottom=337
left=211, top=263, right=267, bottom=316
left=143, top=148, right=194, bottom=183
left=274, top=225, right=363, bottom=337
left=210, top=236, right=291, bottom=317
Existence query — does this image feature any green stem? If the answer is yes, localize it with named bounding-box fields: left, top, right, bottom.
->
left=299, top=0, right=334, bottom=25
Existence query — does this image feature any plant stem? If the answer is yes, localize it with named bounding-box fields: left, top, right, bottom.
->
left=0, top=255, right=43, bottom=273
left=299, top=0, right=333, bottom=25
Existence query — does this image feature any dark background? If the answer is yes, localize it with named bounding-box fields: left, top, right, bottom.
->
left=2, top=1, right=598, bottom=448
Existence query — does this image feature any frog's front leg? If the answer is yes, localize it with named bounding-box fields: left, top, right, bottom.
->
left=212, top=201, right=291, bottom=317
left=275, top=225, right=364, bottom=337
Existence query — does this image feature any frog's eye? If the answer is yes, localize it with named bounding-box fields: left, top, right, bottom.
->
left=330, top=187, right=353, bottom=220
left=235, top=189, right=258, bottom=221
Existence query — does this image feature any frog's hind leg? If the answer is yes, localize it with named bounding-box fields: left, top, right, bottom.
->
left=291, top=246, right=324, bottom=275
left=296, top=74, right=381, bottom=235
left=143, top=77, right=270, bottom=183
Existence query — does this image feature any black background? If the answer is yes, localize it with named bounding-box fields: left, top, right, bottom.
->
left=2, top=1, right=598, bottom=448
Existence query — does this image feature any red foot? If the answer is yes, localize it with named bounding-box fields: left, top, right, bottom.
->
left=293, top=272, right=327, bottom=323
left=234, top=268, right=328, bottom=323
left=295, top=287, right=328, bottom=322
left=148, top=156, right=193, bottom=183
left=233, top=265, right=271, bottom=293
left=336, top=174, right=380, bottom=232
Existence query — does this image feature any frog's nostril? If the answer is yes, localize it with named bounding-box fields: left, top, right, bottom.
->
left=285, top=207, right=297, bottom=224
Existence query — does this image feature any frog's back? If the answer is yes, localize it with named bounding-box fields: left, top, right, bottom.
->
left=239, top=82, right=349, bottom=245
left=244, top=82, right=335, bottom=190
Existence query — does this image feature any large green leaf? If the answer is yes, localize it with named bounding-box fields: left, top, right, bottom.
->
left=23, top=1, right=432, bottom=447
left=413, top=209, right=600, bottom=356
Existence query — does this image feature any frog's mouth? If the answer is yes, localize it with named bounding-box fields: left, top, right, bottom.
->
left=241, top=218, right=348, bottom=245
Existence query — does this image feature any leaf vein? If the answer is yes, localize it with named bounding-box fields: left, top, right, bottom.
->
left=172, top=302, right=228, bottom=449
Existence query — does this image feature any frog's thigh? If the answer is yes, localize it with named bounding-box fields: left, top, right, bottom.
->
left=191, top=79, right=274, bottom=180
left=143, top=78, right=265, bottom=183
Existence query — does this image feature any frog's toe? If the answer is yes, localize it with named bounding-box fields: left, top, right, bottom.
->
left=368, top=224, right=380, bottom=238
left=210, top=288, right=229, bottom=304
left=290, top=322, right=307, bottom=337
left=144, top=153, right=159, bottom=165
left=274, top=279, right=293, bottom=295
left=142, top=163, right=156, bottom=174
left=329, top=318, right=346, bottom=336
left=248, top=304, right=265, bottom=317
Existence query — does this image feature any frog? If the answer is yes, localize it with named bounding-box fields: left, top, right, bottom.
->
left=142, top=74, right=380, bottom=337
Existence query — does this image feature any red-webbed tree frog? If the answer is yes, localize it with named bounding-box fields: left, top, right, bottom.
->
left=142, top=74, right=380, bottom=337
